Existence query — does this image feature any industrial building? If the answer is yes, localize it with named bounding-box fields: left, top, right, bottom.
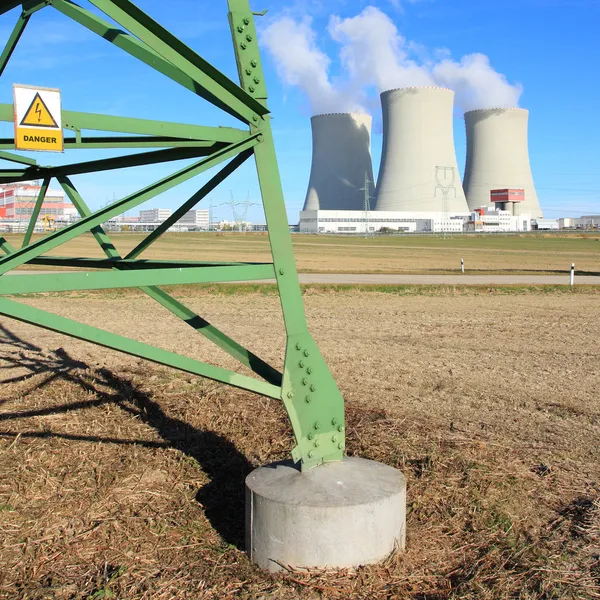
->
left=0, top=181, right=77, bottom=232
left=303, top=113, right=375, bottom=211
left=375, top=87, right=469, bottom=213
left=465, top=207, right=532, bottom=232
left=178, top=209, right=210, bottom=230
left=138, top=208, right=172, bottom=223
left=299, top=210, right=468, bottom=234
left=572, top=215, right=600, bottom=228
left=532, top=219, right=559, bottom=230
left=463, top=108, right=543, bottom=218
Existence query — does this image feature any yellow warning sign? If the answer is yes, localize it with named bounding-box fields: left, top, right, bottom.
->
left=20, top=93, right=59, bottom=128
left=13, top=84, right=63, bottom=153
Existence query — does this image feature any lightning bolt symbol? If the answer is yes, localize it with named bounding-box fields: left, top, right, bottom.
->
left=35, top=102, right=42, bottom=122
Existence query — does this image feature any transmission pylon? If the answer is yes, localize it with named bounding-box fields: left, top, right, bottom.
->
left=359, top=171, right=374, bottom=237
left=218, top=190, right=257, bottom=231
left=0, top=0, right=346, bottom=471
left=435, top=166, right=457, bottom=233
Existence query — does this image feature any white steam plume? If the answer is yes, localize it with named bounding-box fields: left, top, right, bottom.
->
left=260, top=6, right=523, bottom=115
left=260, top=16, right=365, bottom=115
left=432, top=54, right=523, bottom=112
left=329, top=7, right=434, bottom=92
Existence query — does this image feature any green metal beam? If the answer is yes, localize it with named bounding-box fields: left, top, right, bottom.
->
left=21, top=177, right=49, bottom=248
left=46, top=179, right=280, bottom=387
left=28, top=257, right=256, bottom=269
left=229, top=0, right=346, bottom=470
left=47, top=146, right=219, bottom=178
left=0, top=2, right=25, bottom=17
left=0, top=103, right=249, bottom=143
left=0, top=135, right=260, bottom=274
left=21, top=0, right=50, bottom=17
left=0, top=236, right=16, bottom=255
left=0, top=264, right=276, bottom=294
left=0, top=296, right=281, bottom=399
left=0, top=136, right=218, bottom=150
left=0, top=150, right=37, bottom=166
left=0, top=10, right=28, bottom=77
left=51, top=0, right=265, bottom=125
left=140, top=285, right=282, bottom=387
left=0, top=169, right=27, bottom=181
left=57, top=176, right=120, bottom=258
left=88, top=0, right=268, bottom=124
left=125, top=150, right=252, bottom=260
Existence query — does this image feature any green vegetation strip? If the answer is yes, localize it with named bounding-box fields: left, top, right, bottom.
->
left=10, top=283, right=600, bottom=300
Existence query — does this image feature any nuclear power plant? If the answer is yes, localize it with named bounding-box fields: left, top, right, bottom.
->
left=463, top=108, right=543, bottom=218
left=303, top=113, right=375, bottom=212
left=375, top=87, right=469, bottom=214
left=299, top=88, right=545, bottom=234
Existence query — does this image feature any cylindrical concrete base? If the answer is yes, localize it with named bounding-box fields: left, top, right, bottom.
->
left=245, top=457, right=406, bottom=572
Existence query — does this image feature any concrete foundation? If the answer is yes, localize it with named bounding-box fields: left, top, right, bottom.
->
left=245, top=457, right=406, bottom=572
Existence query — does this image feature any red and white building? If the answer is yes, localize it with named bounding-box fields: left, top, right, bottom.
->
left=0, top=181, right=77, bottom=228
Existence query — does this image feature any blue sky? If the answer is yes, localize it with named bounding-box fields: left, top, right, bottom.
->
left=1, top=0, right=599, bottom=223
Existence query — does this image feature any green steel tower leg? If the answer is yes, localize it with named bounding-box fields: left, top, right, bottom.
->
left=0, top=0, right=346, bottom=472
left=228, top=1, right=345, bottom=469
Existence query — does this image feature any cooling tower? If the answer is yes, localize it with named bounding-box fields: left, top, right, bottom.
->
left=375, top=87, right=469, bottom=213
left=463, top=108, right=543, bottom=217
left=303, top=113, right=375, bottom=211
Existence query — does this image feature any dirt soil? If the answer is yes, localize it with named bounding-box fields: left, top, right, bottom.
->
left=0, top=288, right=598, bottom=599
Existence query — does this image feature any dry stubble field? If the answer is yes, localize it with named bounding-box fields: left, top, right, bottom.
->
left=0, top=285, right=598, bottom=599
left=7, top=232, right=600, bottom=275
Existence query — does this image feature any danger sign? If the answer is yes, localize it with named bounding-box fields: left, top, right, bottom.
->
left=13, top=84, right=63, bottom=152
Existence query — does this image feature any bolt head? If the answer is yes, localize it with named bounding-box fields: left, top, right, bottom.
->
left=332, top=418, right=338, bottom=426
left=246, top=34, right=253, bottom=42
left=338, top=442, right=344, bottom=450
left=305, top=395, right=312, bottom=404
left=299, top=360, right=305, bottom=368
left=296, top=343, right=302, bottom=351
left=240, top=42, right=247, bottom=49
left=287, top=391, right=294, bottom=399
left=245, top=68, right=252, bottom=76
left=251, top=59, right=258, bottom=67
left=310, top=384, right=316, bottom=393
left=314, top=440, right=320, bottom=448
left=249, top=86, right=255, bottom=93
left=314, top=422, right=320, bottom=430
left=306, top=366, right=313, bottom=374
left=332, top=435, right=338, bottom=443
left=243, top=17, right=250, bottom=25
left=308, top=451, right=315, bottom=459
left=237, top=25, right=245, bottom=33
left=252, top=115, right=258, bottom=122
left=253, top=77, right=261, bottom=84
left=338, top=425, right=344, bottom=432
left=303, top=349, right=310, bottom=357
left=308, top=432, right=314, bottom=440
left=279, top=268, right=285, bottom=275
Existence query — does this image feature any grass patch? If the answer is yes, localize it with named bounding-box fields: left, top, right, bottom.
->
left=7, top=282, right=600, bottom=301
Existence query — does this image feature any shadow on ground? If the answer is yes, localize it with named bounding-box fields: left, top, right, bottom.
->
left=0, top=323, right=251, bottom=548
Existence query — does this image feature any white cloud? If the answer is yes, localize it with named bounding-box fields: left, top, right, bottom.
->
left=261, top=5, right=522, bottom=115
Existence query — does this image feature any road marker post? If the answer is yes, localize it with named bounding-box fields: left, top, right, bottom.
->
left=570, top=263, right=575, bottom=287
